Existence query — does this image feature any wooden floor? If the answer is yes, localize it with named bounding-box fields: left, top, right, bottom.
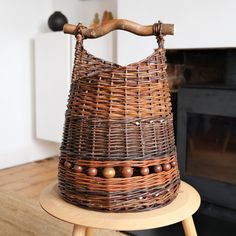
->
left=0, top=157, right=58, bottom=200
left=0, top=158, right=125, bottom=236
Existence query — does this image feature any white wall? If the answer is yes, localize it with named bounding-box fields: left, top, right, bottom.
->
left=51, top=0, right=236, bottom=65
left=52, top=0, right=118, bottom=62
left=0, top=0, right=60, bottom=169
left=52, top=0, right=117, bottom=25
left=116, top=0, right=236, bottom=65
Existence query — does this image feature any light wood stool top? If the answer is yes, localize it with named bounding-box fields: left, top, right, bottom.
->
left=40, top=181, right=200, bottom=236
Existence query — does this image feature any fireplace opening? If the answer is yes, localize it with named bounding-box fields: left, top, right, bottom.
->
left=167, top=48, right=236, bottom=146
left=166, top=48, right=236, bottom=222
left=186, top=112, right=236, bottom=185
left=175, top=85, right=236, bottom=222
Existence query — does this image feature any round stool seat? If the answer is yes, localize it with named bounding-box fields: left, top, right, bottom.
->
left=40, top=181, right=200, bottom=236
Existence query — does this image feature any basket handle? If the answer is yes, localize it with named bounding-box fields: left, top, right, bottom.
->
left=63, top=19, right=174, bottom=39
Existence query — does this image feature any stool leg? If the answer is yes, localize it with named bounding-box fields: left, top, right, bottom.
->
left=72, top=225, right=86, bottom=236
left=85, top=228, right=94, bottom=236
left=182, top=216, right=197, bottom=236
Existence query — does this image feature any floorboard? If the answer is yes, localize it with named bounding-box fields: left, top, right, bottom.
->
left=0, top=157, right=125, bottom=236
left=0, top=157, right=58, bottom=200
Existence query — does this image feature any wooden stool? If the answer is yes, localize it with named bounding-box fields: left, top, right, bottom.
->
left=40, top=181, right=200, bottom=236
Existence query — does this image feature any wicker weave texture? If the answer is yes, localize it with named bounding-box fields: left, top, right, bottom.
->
left=58, top=35, right=180, bottom=212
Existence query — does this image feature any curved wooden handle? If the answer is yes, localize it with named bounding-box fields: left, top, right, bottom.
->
left=63, top=19, right=174, bottom=39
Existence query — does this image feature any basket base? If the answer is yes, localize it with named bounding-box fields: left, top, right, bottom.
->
left=58, top=178, right=180, bottom=213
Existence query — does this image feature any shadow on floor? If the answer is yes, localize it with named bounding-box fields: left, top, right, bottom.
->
left=125, top=212, right=236, bottom=236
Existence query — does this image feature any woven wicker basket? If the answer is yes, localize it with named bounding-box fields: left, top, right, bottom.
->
left=58, top=20, right=180, bottom=212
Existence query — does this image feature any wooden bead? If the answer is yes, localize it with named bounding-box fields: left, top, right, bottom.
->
left=73, top=165, right=83, bottom=173
left=171, top=161, right=177, bottom=167
left=154, top=165, right=163, bottom=173
left=163, top=163, right=171, bottom=171
left=64, top=161, right=72, bottom=169
left=121, top=167, right=133, bottom=178
left=103, top=167, right=116, bottom=179
left=87, top=167, right=97, bottom=177
left=140, top=167, right=149, bottom=176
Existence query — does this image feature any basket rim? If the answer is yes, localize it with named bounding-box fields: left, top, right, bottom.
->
left=80, top=43, right=164, bottom=75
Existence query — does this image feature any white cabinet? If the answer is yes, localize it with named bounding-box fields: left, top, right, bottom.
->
left=35, top=32, right=72, bottom=143
left=35, top=32, right=114, bottom=143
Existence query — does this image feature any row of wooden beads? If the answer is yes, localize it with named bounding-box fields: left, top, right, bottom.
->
left=63, top=161, right=177, bottom=179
